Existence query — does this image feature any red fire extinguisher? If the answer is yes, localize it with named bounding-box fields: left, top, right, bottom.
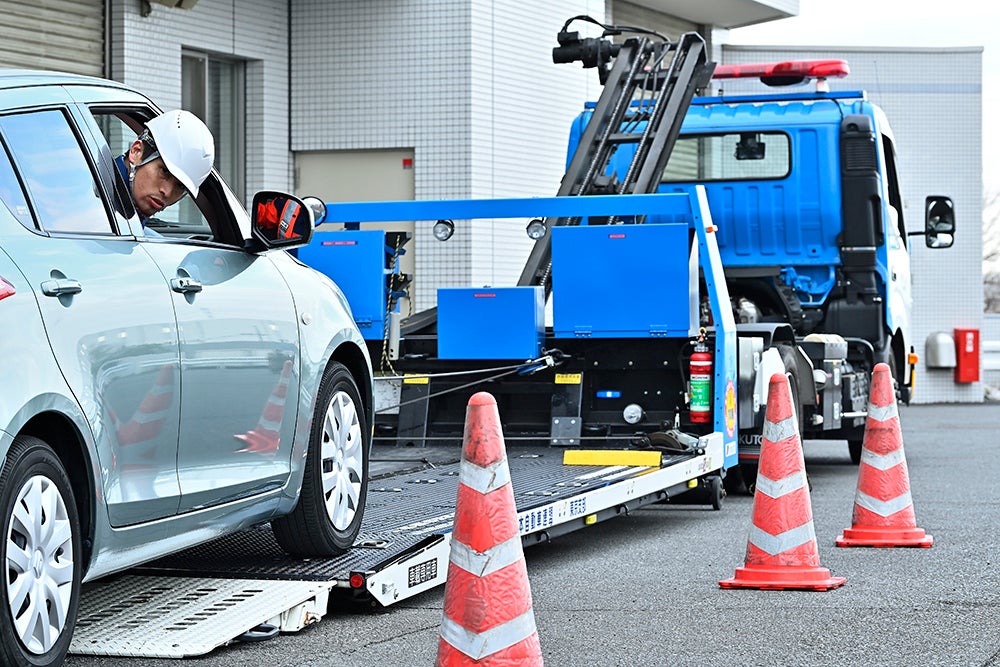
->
left=689, top=330, right=712, bottom=424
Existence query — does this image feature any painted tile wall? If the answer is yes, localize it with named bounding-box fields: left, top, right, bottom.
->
left=109, top=0, right=291, bottom=204
left=290, top=0, right=606, bottom=308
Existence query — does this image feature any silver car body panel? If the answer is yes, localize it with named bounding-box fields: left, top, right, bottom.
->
left=265, top=249, right=373, bottom=506
left=139, top=242, right=300, bottom=513
left=0, top=72, right=373, bottom=583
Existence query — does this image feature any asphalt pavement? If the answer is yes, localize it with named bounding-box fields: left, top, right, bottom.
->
left=66, top=401, right=1000, bottom=667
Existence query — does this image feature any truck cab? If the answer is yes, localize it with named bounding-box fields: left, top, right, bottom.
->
left=567, top=59, right=954, bottom=472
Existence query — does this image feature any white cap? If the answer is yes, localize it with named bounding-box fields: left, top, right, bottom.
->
left=143, top=109, right=215, bottom=197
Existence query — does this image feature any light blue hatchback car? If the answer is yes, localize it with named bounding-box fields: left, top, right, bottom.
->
left=0, top=71, right=373, bottom=666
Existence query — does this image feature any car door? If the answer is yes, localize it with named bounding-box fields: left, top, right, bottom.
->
left=82, top=107, right=302, bottom=512
left=0, top=102, right=182, bottom=526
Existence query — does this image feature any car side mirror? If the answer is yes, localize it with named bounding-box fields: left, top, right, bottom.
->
left=250, top=191, right=314, bottom=249
left=924, top=196, right=954, bottom=249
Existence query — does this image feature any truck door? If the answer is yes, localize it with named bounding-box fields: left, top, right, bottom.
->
left=880, top=132, right=912, bottom=352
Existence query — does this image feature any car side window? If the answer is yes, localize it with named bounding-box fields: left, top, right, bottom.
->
left=0, top=139, right=34, bottom=230
left=0, top=109, right=112, bottom=234
left=91, top=110, right=217, bottom=241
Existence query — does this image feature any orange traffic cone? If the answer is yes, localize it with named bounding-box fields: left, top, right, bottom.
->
left=836, top=363, right=932, bottom=548
left=436, top=392, right=543, bottom=667
left=720, top=373, right=846, bottom=591
left=234, top=360, right=294, bottom=456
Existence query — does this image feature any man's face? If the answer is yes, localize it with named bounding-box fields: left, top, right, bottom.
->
left=127, top=140, right=187, bottom=218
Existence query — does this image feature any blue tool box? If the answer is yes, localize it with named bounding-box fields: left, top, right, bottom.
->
left=297, top=229, right=394, bottom=340
left=437, top=286, right=545, bottom=360
left=551, top=223, right=695, bottom=338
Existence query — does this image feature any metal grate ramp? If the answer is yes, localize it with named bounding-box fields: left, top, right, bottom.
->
left=71, top=575, right=331, bottom=658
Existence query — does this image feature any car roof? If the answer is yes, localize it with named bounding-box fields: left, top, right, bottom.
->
left=0, top=69, right=135, bottom=93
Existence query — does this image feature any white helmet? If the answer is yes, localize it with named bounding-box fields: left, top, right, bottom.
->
left=142, top=109, right=215, bottom=197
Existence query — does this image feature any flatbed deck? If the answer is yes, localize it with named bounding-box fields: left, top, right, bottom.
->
left=71, top=437, right=723, bottom=658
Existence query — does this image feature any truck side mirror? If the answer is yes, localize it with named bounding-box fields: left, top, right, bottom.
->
left=924, top=196, right=954, bottom=249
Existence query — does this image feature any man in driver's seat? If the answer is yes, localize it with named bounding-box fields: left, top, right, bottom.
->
left=115, top=109, right=215, bottom=230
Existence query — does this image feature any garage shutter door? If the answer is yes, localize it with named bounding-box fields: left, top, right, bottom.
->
left=0, top=0, right=104, bottom=77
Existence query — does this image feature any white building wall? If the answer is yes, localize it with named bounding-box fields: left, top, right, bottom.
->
left=721, top=45, right=983, bottom=403
left=109, top=0, right=291, bottom=203
left=290, top=0, right=605, bottom=309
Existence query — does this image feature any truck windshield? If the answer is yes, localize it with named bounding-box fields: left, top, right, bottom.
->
left=661, top=131, right=790, bottom=183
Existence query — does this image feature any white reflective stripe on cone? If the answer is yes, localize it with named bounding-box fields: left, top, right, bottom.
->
left=754, top=470, right=807, bottom=499
left=762, top=415, right=798, bottom=443
left=867, top=401, right=899, bottom=422
left=854, top=489, right=913, bottom=517
left=449, top=535, right=524, bottom=578
left=860, top=447, right=906, bottom=470
left=440, top=609, right=538, bottom=660
left=459, top=457, right=511, bottom=495
left=749, top=521, right=817, bottom=556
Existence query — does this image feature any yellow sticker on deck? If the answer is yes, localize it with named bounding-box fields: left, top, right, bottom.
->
left=403, top=375, right=429, bottom=384
left=554, top=373, right=582, bottom=384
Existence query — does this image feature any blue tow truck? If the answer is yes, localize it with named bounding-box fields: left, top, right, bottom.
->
left=573, top=56, right=956, bottom=478
left=298, top=19, right=955, bottom=489
left=66, top=19, right=959, bottom=658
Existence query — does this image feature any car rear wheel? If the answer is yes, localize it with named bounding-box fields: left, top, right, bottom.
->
left=273, top=362, right=369, bottom=556
left=0, top=435, right=81, bottom=667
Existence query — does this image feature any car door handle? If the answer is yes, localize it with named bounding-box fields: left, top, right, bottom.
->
left=40, top=278, right=83, bottom=297
left=170, top=276, right=203, bottom=294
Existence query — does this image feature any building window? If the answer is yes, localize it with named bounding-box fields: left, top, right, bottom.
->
left=183, top=52, right=246, bottom=201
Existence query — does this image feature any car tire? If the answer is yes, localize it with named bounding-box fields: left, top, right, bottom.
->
left=273, top=362, right=369, bottom=557
left=0, top=435, right=81, bottom=667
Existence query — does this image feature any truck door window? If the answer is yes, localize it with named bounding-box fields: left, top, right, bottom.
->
left=0, top=109, right=112, bottom=234
left=662, top=131, right=790, bottom=183
left=881, top=134, right=907, bottom=247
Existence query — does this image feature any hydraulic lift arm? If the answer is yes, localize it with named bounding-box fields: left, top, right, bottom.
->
left=516, top=18, right=716, bottom=294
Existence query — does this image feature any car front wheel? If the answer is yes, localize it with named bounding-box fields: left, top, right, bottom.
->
left=0, top=435, right=81, bottom=667
left=273, top=361, right=369, bottom=556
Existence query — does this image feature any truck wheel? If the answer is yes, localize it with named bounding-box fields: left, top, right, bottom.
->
left=848, top=439, right=863, bottom=464
left=709, top=475, right=725, bottom=510
left=0, top=435, right=81, bottom=667
left=778, top=345, right=805, bottom=436
left=273, top=362, right=369, bottom=556
left=723, top=465, right=749, bottom=495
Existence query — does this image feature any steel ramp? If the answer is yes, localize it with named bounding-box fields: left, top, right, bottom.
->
left=71, top=575, right=331, bottom=658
